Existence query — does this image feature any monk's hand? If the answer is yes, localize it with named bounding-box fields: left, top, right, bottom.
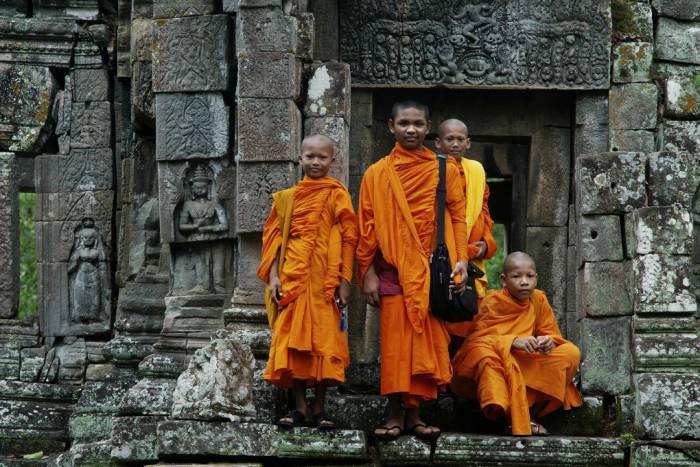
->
left=536, top=335, right=555, bottom=354
left=450, top=260, right=468, bottom=294
left=337, top=278, right=351, bottom=306
left=268, top=276, right=283, bottom=305
left=474, top=241, right=488, bottom=260
left=512, top=336, right=539, bottom=354
left=362, top=267, right=380, bottom=307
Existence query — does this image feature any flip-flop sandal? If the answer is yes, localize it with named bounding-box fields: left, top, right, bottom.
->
left=277, top=409, right=306, bottom=428
left=313, top=411, right=336, bottom=431
left=530, top=421, right=549, bottom=436
left=373, top=424, right=402, bottom=441
left=407, top=423, right=441, bottom=441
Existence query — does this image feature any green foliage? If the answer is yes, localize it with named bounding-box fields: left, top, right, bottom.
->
left=485, top=223, right=505, bottom=290
left=18, top=192, right=37, bottom=319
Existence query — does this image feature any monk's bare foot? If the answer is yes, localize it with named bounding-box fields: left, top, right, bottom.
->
left=405, top=410, right=440, bottom=440
left=374, top=415, right=404, bottom=440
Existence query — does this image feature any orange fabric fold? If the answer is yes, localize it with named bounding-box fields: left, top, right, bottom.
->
left=451, top=289, right=582, bottom=435
left=258, top=176, right=358, bottom=388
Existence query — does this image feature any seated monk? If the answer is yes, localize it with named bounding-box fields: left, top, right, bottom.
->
left=451, top=252, right=582, bottom=435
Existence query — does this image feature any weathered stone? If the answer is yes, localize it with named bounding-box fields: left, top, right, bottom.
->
left=525, top=227, right=567, bottom=331
left=608, top=83, right=657, bottom=130
left=171, top=330, right=256, bottom=421
left=656, top=17, right=700, bottom=65
left=575, top=152, right=647, bottom=215
left=119, top=378, right=176, bottom=416
left=231, top=234, right=265, bottom=304
left=152, top=0, right=216, bottom=18
left=155, top=93, right=229, bottom=160
left=632, top=442, right=700, bottom=467
left=304, top=116, right=349, bottom=185
left=153, top=15, right=230, bottom=92
left=222, top=306, right=271, bottom=358
left=539, top=396, right=612, bottom=437
left=138, top=353, right=184, bottom=378
left=648, top=152, right=700, bottom=208
left=69, top=414, right=113, bottom=442
left=581, top=317, right=632, bottom=395
left=238, top=53, right=301, bottom=99
left=0, top=154, right=18, bottom=319
left=659, top=120, right=700, bottom=153
left=35, top=219, right=112, bottom=263
left=377, top=435, right=431, bottom=466
left=237, top=98, right=302, bottom=162
left=70, top=101, right=111, bottom=149
left=609, top=129, right=655, bottom=152
left=236, top=7, right=297, bottom=54
left=577, top=215, right=624, bottom=263
left=295, top=12, right=314, bottom=61
left=577, top=262, right=632, bottom=318
left=324, top=390, right=385, bottom=433
left=526, top=127, right=570, bottom=226
left=158, top=420, right=367, bottom=460
left=612, top=42, right=652, bottom=83
left=36, top=190, right=113, bottom=222
left=32, top=0, right=99, bottom=20
left=652, top=0, right=700, bottom=21
left=575, top=93, right=608, bottom=127
left=110, top=415, right=161, bottom=462
left=617, top=394, right=635, bottom=434
left=633, top=316, right=700, bottom=372
left=0, top=64, right=57, bottom=153
left=0, top=347, right=19, bottom=380
left=223, top=0, right=239, bottom=12
left=103, top=336, right=154, bottom=366
left=72, top=68, right=109, bottom=102
left=64, top=440, right=121, bottom=467
left=655, top=64, right=700, bottom=119
left=627, top=206, right=694, bottom=255
left=633, top=254, right=696, bottom=314
left=304, top=62, right=351, bottom=118
left=236, top=162, right=297, bottom=233
left=19, top=347, right=46, bottom=382
left=635, top=373, right=700, bottom=439
left=115, top=283, right=168, bottom=335
left=574, top=127, right=609, bottom=158
left=628, top=2, right=654, bottom=42
left=433, top=434, right=625, bottom=466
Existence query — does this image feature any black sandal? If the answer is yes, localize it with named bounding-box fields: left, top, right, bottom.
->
left=407, top=423, right=441, bottom=441
left=277, top=409, right=306, bottom=428
left=313, top=411, right=336, bottom=431
left=373, top=425, right=402, bottom=441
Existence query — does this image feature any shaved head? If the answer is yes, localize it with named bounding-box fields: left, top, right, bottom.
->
left=302, top=133, right=336, bottom=153
left=438, top=119, right=468, bottom=138
left=503, top=251, right=536, bottom=274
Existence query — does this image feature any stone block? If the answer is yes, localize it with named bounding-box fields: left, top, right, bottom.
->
left=19, top=347, right=46, bottom=382
left=111, top=415, right=161, bottom=462
left=632, top=254, right=696, bottom=314
left=304, top=62, right=351, bottom=118
left=433, top=434, right=625, bottom=466
left=236, top=7, right=297, bottom=54
left=153, top=15, right=230, bottom=92
left=118, top=378, right=176, bottom=416
left=581, top=317, right=632, bottom=395
left=633, top=316, right=700, bottom=372
left=237, top=52, right=302, bottom=99
left=609, top=83, right=657, bottom=130
left=133, top=61, right=155, bottom=127
left=577, top=262, right=632, bottom=318
left=32, top=0, right=99, bottom=19
left=658, top=64, right=700, bottom=119
left=0, top=347, right=19, bottom=380
left=648, top=152, right=700, bottom=208
left=304, top=116, right=349, bottom=185
left=659, top=119, right=700, bottom=153
left=574, top=127, right=609, bottom=158
left=240, top=0, right=282, bottom=6
left=635, top=373, right=700, bottom=439
left=223, top=0, right=239, bottom=12
left=566, top=311, right=581, bottom=348
left=575, top=93, right=608, bottom=127
left=72, top=67, right=109, bottom=102
left=575, top=152, right=647, bottom=215
left=223, top=306, right=271, bottom=357
left=652, top=0, right=700, bottom=20
left=237, top=98, right=302, bottom=162
left=131, top=18, right=155, bottom=62
left=232, top=234, right=265, bottom=304
left=577, top=215, right=623, bottom=263
left=632, top=443, right=700, bottom=466
left=525, top=227, right=567, bottom=330
left=114, top=282, right=167, bottom=335
left=236, top=162, right=297, bottom=233
left=656, top=17, right=700, bottom=65
left=0, top=153, right=18, bottom=319
left=627, top=206, right=693, bottom=255
left=69, top=414, right=113, bottom=442
left=526, top=127, right=570, bottom=226
left=377, top=435, right=431, bottom=466
left=295, top=12, right=314, bottom=61
left=612, top=42, right=652, bottom=83
left=539, top=396, right=612, bottom=437
left=36, top=190, right=113, bottom=222
left=153, top=0, right=216, bottom=18
left=70, top=101, right=111, bottom=149
left=155, top=93, right=229, bottom=161
left=629, top=2, right=654, bottom=42
left=609, top=129, right=655, bottom=152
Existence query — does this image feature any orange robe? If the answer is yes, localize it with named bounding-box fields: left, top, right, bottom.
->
left=356, top=143, right=469, bottom=407
left=257, top=176, right=358, bottom=388
left=446, top=158, right=497, bottom=338
left=451, top=289, right=582, bottom=435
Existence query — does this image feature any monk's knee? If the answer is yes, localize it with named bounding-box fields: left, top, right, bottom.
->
left=557, top=342, right=581, bottom=367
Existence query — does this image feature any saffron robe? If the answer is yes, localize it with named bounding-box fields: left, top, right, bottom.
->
left=451, top=288, right=582, bottom=435
left=356, top=143, right=469, bottom=405
left=446, top=157, right=498, bottom=337
left=257, top=176, right=358, bottom=388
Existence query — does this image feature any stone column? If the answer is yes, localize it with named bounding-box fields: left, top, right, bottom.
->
left=0, top=153, right=19, bottom=319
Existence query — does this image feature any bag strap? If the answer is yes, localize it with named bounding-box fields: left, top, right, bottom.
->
left=436, top=153, right=447, bottom=245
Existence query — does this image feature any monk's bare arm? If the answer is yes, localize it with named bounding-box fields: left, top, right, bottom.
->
left=356, top=169, right=380, bottom=306
left=335, top=190, right=359, bottom=283
left=445, top=164, right=469, bottom=262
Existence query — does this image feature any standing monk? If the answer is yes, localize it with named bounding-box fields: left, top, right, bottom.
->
left=451, top=252, right=582, bottom=435
left=435, top=119, right=497, bottom=341
left=356, top=101, right=470, bottom=440
left=257, top=134, right=358, bottom=430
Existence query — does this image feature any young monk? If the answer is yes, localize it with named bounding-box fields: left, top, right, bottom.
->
left=356, top=100, right=469, bottom=440
left=435, top=119, right=497, bottom=342
left=257, top=134, right=358, bottom=430
left=451, top=252, right=582, bottom=435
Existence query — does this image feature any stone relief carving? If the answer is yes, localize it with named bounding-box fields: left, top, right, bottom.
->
left=177, top=164, right=229, bottom=242
left=67, top=218, right=109, bottom=323
left=339, top=0, right=611, bottom=88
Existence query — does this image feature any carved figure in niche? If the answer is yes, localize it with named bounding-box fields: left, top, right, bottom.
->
left=141, top=199, right=163, bottom=277
left=68, top=218, right=107, bottom=323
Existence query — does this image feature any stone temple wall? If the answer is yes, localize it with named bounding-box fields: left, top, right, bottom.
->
left=0, top=0, right=697, bottom=466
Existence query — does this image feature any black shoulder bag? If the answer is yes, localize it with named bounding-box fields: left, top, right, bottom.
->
left=429, top=154, right=484, bottom=322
